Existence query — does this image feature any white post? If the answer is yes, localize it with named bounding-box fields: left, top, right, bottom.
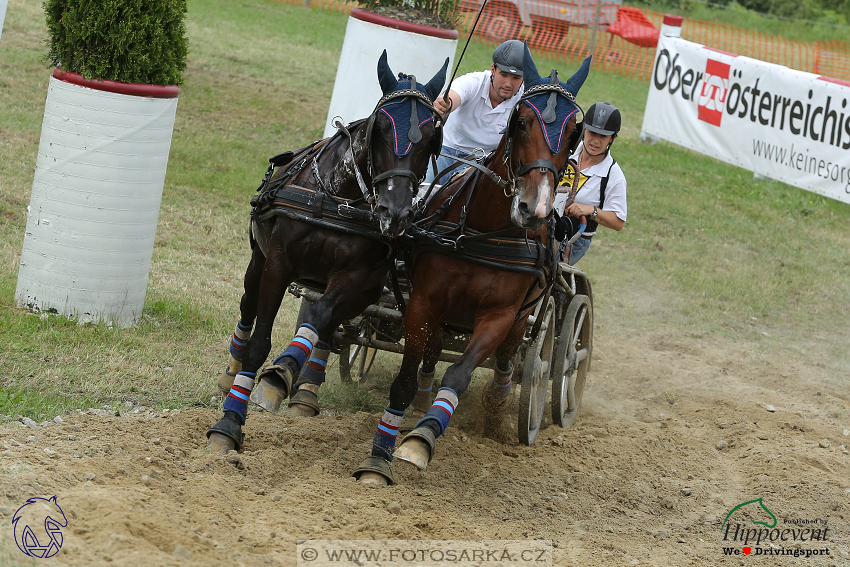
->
left=659, top=13, right=683, bottom=38
left=640, top=14, right=683, bottom=145
left=0, top=0, right=9, bottom=44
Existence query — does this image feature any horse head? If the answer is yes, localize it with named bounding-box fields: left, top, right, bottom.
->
left=369, top=51, right=449, bottom=236
left=507, top=46, right=592, bottom=231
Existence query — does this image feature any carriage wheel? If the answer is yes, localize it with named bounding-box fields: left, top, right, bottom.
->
left=338, top=326, right=377, bottom=384
left=518, top=296, right=556, bottom=446
left=551, top=294, right=592, bottom=429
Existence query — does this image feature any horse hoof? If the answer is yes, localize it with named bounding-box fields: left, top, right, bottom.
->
left=411, top=393, right=432, bottom=415
left=352, top=456, right=394, bottom=486
left=481, top=381, right=513, bottom=413
left=206, top=416, right=244, bottom=452
left=288, top=388, right=319, bottom=417
left=358, top=472, right=389, bottom=487
left=250, top=365, right=294, bottom=413
left=218, top=354, right=242, bottom=394
left=395, top=425, right=436, bottom=470
left=205, top=432, right=237, bottom=453
left=395, top=438, right=431, bottom=470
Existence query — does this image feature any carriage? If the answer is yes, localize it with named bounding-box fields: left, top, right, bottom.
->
left=287, top=212, right=594, bottom=446
left=208, top=44, right=596, bottom=485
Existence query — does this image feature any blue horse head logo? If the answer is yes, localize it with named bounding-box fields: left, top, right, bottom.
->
left=12, top=496, right=68, bottom=558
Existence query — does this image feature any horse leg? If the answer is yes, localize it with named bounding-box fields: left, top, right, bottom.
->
left=207, top=245, right=291, bottom=453
left=481, top=322, right=525, bottom=412
left=220, top=245, right=265, bottom=394
left=399, top=333, right=442, bottom=434
left=354, top=301, right=440, bottom=486
left=252, top=277, right=384, bottom=415
left=412, top=336, right=442, bottom=414
left=395, top=310, right=516, bottom=470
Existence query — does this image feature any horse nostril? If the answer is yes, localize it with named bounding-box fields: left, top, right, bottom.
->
left=518, top=201, right=530, bottom=217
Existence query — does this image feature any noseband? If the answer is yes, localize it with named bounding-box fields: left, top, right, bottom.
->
left=338, top=80, right=443, bottom=206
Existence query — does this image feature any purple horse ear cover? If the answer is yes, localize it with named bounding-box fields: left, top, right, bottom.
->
left=375, top=54, right=449, bottom=156
left=521, top=45, right=592, bottom=153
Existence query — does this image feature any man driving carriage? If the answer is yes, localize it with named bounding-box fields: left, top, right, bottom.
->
left=424, top=39, right=526, bottom=185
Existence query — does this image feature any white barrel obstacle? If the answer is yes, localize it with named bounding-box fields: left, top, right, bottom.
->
left=16, top=70, right=179, bottom=326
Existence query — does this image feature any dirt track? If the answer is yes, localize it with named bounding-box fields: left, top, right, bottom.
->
left=1, top=327, right=848, bottom=566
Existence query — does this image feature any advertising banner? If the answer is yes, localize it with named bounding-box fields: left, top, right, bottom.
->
left=641, top=34, right=850, bottom=205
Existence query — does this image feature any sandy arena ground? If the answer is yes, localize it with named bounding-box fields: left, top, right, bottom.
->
left=0, top=326, right=848, bottom=566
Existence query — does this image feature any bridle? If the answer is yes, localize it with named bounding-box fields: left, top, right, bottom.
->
left=501, top=82, right=581, bottom=197
left=433, top=82, right=582, bottom=199
left=329, top=78, right=443, bottom=208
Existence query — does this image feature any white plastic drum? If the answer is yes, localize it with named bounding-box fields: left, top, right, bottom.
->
left=16, top=69, right=179, bottom=326
left=0, top=0, right=8, bottom=43
left=323, top=8, right=459, bottom=138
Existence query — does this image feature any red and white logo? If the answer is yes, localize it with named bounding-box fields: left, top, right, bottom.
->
left=697, top=59, right=730, bottom=127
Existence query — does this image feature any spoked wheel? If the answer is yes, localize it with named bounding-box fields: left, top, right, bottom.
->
left=551, top=294, right=592, bottom=429
left=338, top=322, right=377, bottom=384
left=518, top=296, right=556, bottom=446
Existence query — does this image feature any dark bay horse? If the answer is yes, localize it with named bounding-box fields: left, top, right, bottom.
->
left=206, top=52, right=449, bottom=452
left=353, top=46, right=592, bottom=485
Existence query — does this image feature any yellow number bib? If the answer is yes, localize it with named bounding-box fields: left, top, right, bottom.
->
left=558, top=163, right=589, bottom=193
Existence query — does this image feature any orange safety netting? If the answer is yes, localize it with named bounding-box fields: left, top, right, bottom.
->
left=279, top=0, right=850, bottom=83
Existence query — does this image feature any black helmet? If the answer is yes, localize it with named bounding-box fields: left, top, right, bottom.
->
left=584, top=102, right=621, bottom=136
left=492, top=40, right=524, bottom=77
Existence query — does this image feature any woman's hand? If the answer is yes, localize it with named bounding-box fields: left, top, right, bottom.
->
left=567, top=203, right=624, bottom=231
left=565, top=203, right=594, bottom=218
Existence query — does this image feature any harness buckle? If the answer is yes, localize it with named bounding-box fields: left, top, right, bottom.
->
left=338, top=203, right=356, bottom=218
left=453, top=234, right=466, bottom=251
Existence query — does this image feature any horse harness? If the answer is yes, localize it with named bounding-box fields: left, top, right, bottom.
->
left=249, top=79, right=444, bottom=256
left=401, top=81, right=584, bottom=338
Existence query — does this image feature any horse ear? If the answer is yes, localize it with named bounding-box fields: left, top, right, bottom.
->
left=423, top=57, right=450, bottom=100
left=377, top=50, right=398, bottom=94
left=564, top=55, right=592, bottom=98
left=522, top=43, right=542, bottom=87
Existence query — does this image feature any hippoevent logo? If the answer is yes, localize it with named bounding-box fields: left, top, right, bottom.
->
left=653, top=48, right=850, bottom=150
left=12, top=496, right=68, bottom=558
left=719, top=498, right=831, bottom=559
left=697, top=59, right=730, bottom=126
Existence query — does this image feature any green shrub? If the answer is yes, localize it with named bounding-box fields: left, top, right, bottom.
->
left=354, top=0, right=461, bottom=29
left=44, top=0, right=189, bottom=85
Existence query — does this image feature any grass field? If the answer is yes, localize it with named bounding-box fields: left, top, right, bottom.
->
left=1, top=0, right=849, bottom=421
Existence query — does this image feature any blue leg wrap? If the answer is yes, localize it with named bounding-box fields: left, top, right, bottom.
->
left=229, top=319, right=254, bottom=360
left=416, top=388, right=458, bottom=437
left=372, top=408, right=405, bottom=461
left=223, top=372, right=256, bottom=424
left=299, top=341, right=330, bottom=386
left=273, top=323, right=319, bottom=371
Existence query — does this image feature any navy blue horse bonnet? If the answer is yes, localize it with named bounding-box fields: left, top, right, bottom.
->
left=376, top=51, right=448, bottom=157
left=520, top=48, right=592, bottom=154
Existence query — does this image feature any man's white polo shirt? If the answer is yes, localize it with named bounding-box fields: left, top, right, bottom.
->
left=441, top=71, right=524, bottom=155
